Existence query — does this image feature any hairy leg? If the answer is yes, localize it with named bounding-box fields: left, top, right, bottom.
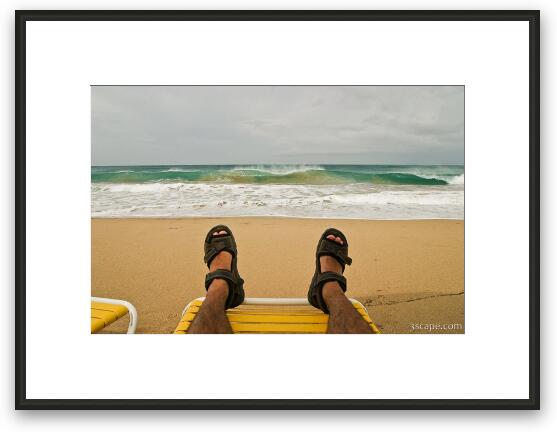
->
left=188, top=231, right=233, bottom=334
left=319, top=236, right=372, bottom=334
left=323, top=281, right=372, bottom=334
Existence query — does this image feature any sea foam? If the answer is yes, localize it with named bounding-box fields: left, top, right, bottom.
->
left=92, top=182, right=464, bottom=219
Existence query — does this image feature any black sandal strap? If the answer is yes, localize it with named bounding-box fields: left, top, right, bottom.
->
left=309, top=272, right=348, bottom=315
left=318, top=240, right=353, bottom=268
left=204, top=269, right=245, bottom=309
left=316, top=271, right=347, bottom=292
left=204, top=236, right=235, bottom=266
left=205, top=269, right=237, bottom=290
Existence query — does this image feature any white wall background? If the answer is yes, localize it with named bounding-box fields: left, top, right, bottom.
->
left=0, top=0, right=552, bottom=429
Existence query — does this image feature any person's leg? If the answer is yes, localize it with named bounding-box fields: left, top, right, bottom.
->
left=188, top=231, right=233, bottom=334
left=320, top=236, right=373, bottom=334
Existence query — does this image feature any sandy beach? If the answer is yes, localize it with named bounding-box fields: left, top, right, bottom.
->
left=92, top=217, right=464, bottom=334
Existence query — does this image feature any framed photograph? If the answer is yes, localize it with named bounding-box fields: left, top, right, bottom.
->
left=15, top=10, right=539, bottom=409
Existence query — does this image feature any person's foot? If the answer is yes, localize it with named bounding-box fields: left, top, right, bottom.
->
left=206, top=230, right=232, bottom=298
left=321, top=235, right=346, bottom=301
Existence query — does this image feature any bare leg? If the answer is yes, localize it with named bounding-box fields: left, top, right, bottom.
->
left=188, top=231, right=234, bottom=334
left=320, top=236, right=373, bottom=334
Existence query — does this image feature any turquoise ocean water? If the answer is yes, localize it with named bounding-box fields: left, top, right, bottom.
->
left=91, top=165, right=464, bottom=219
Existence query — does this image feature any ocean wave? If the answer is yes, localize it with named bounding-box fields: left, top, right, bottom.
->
left=447, top=173, right=464, bottom=185
left=198, top=169, right=345, bottom=184
left=92, top=166, right=462, bottom=186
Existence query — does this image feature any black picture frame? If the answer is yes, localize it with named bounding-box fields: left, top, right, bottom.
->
left=15, top=9, right=540, bottom=410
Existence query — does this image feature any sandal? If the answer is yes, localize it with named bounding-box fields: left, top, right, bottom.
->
left=308, top=228, right=352, bottom=314
left=203, top=224, right=245, bottom=309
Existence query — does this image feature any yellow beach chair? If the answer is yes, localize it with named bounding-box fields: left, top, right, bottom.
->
left=174, top=297, right=380, bottom=334
left=91, top=297, right=138, bottom=334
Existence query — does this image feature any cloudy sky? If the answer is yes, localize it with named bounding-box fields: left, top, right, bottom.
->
left=91, top=86, right=464, bottom=166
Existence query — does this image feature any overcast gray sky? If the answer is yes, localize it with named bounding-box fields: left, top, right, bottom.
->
left=91, top=86, right=464, bottom=166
